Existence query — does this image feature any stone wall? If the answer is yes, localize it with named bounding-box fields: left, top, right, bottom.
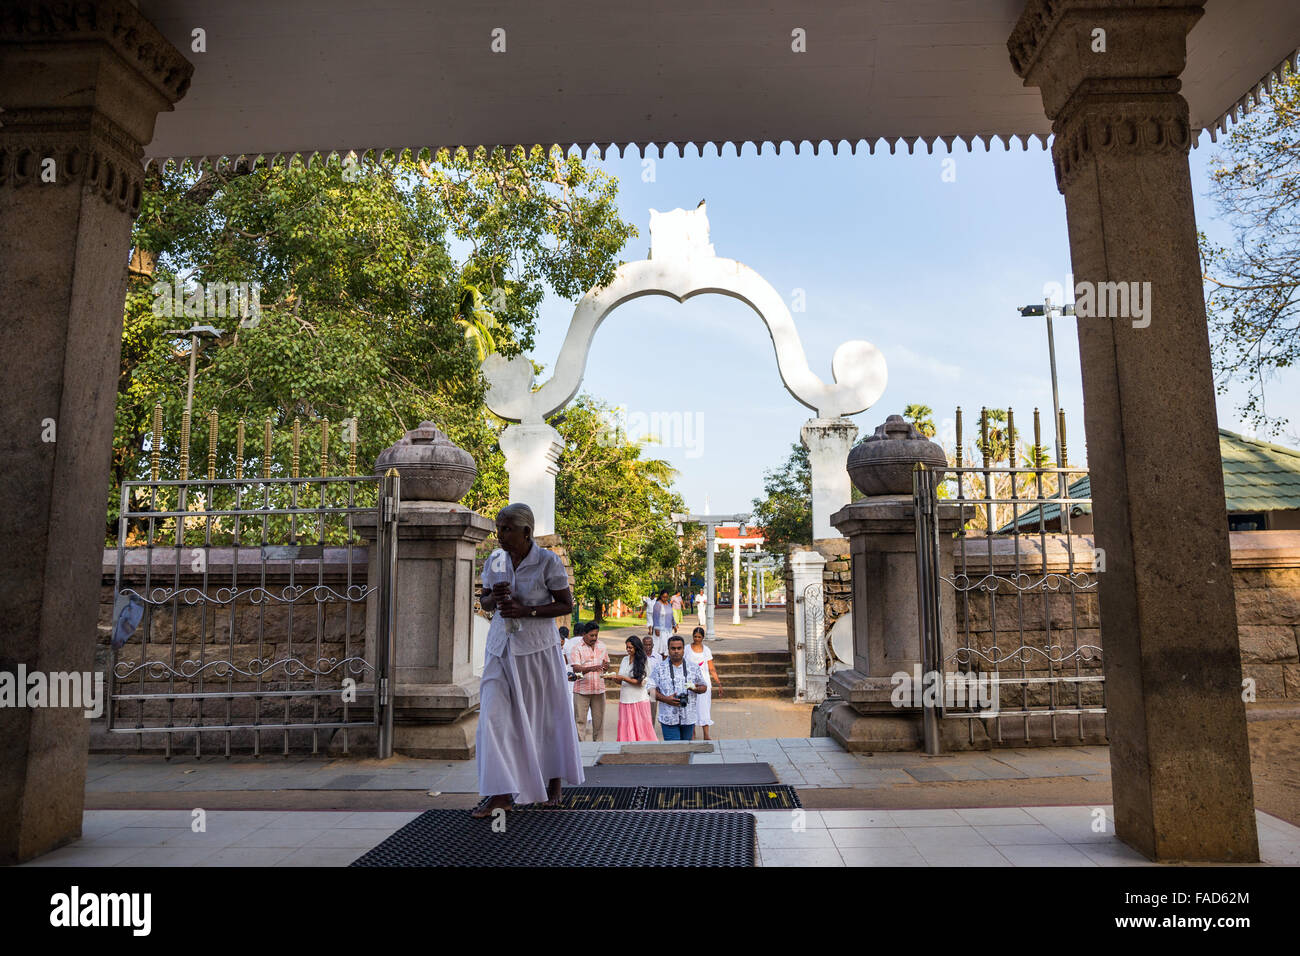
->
left=1231, top=532, right=1300, bottom=699
left=828, top=530, right=1300, bottom=702
left=97, top=547, right=370, bottom=751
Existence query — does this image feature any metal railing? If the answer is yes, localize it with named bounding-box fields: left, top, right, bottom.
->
left=108, top=471, right=399, bottom=757
left=914, top=409, right=1104, bottom=753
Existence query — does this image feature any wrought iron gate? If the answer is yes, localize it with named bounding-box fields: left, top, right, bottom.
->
left=108, top=471, right=399, bottom=757
left=913, top=425, right=1105, bottom=753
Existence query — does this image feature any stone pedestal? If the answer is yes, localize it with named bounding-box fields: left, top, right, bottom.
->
left=355, top=501, right=493, bottom=758
left=824, top=496, right=972, bottom=750
left=0, top=4, right=191, bottom=865
left=790, top=550, right=826, bottom=702
left=1011, top=0, right=1258, bottom=862
left=499, top=423, right=564, bottom=537
left=801, top=418, right=858, bottom=540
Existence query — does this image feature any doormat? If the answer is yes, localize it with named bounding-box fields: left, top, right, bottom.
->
left=350, top=809, right=756, bottom=867
left=579, top=762, right=777, bottom=787
left=509, top=784, right=800, bottom=811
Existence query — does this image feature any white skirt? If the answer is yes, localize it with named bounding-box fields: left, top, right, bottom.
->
left=651, top=627, right=672, bottom=658
left=476, top=643, right=584, bottom=804
left=695, top=683, right=713, bottom=726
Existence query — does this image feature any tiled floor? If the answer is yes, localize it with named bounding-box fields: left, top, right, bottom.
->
left=83, top=738, right=1113, bottom=793
left=22, top=806, right=1300, bottom=867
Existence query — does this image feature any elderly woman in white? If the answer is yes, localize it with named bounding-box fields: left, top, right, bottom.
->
left=473, top=503, right=584, bottom=818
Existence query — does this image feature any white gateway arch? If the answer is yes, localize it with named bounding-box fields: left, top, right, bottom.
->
left=482, top=205, right=888, bottom=538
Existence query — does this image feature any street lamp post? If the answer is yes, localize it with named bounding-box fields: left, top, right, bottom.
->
left=165, top=323, right=224, bottom=419
left=1017, top=302, right=1073, bottom=467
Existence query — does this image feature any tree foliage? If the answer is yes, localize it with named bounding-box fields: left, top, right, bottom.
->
left=111, top=148, right=636, bottom=539
left=553, top=397, right=683, bottom=619
left=1200, top=66, right=1300, bottom=436
left=751, top=442, right=812, bottom=555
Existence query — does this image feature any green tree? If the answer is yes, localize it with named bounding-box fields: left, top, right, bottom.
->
left=751, top=442, right=812, bottom=555
left=903, top=403, right=937, bottom=438
left=112, top=147, right=636, bottom=539
left=1200, top=66, right=1300, bottom=436
left=553, top=397, right=682, bottom=620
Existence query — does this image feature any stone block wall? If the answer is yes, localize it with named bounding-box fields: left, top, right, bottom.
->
left=1231, top=534, right=1300, bottom=699
left=97, top=548, right=370, bottom=750
left=829, top=530, right=1300, bottom=703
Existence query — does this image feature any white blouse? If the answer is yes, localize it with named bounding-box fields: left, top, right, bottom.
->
left=618, top=655, right=652, bottom=704
left=482, top=543, right=570, bottom=658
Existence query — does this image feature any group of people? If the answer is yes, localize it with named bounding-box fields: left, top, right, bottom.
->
left=559, top=619, right=722, bottom=744
left=471, top=502, right=723, bottom=818
left=638, top=587, right=709, bottom=632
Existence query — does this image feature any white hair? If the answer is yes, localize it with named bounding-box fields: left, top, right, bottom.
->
left=496, top=502, right=535, bottom=533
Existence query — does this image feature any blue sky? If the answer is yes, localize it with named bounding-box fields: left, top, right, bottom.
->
left=527, top=140, right=1298, bottom=515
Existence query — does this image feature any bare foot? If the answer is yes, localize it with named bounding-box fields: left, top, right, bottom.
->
left=471, top=794, right=513, bottom=818
left=543, top=777, right=563, bottom=807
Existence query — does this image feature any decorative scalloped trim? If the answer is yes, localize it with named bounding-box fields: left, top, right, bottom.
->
left=144, top=134, right=1069, bottom=170
left=1203, top=46, right=1299, bottom=143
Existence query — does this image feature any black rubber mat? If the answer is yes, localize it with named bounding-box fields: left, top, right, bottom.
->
left=350, top=809, right=756, bottom=867
left=579, top=762, right=777, bottom=787
left=500, top=784, right=800, bottom=811
left=643, top=785, right=801, bottom=811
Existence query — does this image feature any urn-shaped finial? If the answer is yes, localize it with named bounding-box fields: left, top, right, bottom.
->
left=373, top=422, right=477, bottom=501
left=846, top=414, right=947, bottom=496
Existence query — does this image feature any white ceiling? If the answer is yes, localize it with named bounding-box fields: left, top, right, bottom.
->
left=139, top=0, right=1300, bottom=160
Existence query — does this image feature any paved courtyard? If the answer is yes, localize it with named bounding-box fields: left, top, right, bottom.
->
left=24, top=738, right=1298, bottom=867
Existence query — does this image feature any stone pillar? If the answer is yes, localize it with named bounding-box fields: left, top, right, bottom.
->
left=355, top=503, right=493, bottom=757
left=822, top=498, right=970, bottom=749
left=790, top=550, right=825, bottom=702
left=1010, top=0, right=1257, bottom=862
left=801, top=418, right=858, bottom=540
left=498, top=423, right=565, bottom=536
left=357, top=425, right=493, bottom=758
left=731, top=542, right=742, bottom=625
left=0, top=3, right=191, bottom=865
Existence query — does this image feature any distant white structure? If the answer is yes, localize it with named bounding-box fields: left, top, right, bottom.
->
left=649, top=201, right=715, bottom=259
left=483, top=207, right=888, bottom=538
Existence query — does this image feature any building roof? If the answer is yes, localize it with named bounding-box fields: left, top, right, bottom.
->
left=714, top=526, right=765, bottom=541
left=996, top=429, right=1300, bottom=532
left=1220, top=428, right=1300, bottom=512
left=138, top=1, right=1300, bottom=163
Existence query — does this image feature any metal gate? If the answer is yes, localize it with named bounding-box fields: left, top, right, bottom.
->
left=913, top=416, right=1104, bottom=753
left=108, top=470, right=399, bottom=757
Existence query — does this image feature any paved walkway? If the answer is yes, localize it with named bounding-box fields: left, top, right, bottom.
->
left=22, top=806, right=1300, bottom=868
left=35, top=739, right=1298, bottom=867
left=597, top=607, right=789, bottom=654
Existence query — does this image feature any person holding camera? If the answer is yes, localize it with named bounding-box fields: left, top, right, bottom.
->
left=651, top=635, right=708, bottom=741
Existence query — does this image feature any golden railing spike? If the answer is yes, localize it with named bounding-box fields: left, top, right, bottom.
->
left=320, top=418, right=329, bottom=477
left=347, top=416, right=358, bottom=477
left=235, top=418, right=245, bottom=480
left=955, top=406, right=963, bottom=470
left=207, top=408, right=219, bottom=481
left=1033, top=407, right=1042, bottom=465
left=1059, top=409, right=1069, bottom=468
left=1006, top=407, right=1016, bottom=466
left=979, top=407, right=990, bottom=469
left=179, top=409, right=191, bottom=481
left=150, top=402, right=163, bottom=481
left=292, top=417, right=301, bottom=479
left=263, top=417, right=273, bottom=479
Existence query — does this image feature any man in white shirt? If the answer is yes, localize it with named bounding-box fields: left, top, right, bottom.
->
left=651, top=635, right=707, bottom=741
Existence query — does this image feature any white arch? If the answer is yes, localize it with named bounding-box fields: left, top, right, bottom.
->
left=483, top=256, right=887, bottom=423
left=482, top=207, right=889, bottom=540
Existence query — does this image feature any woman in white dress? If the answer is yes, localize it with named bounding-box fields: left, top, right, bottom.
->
left=472, top=503, right=584, bottom=818
left=685, top=626, right=723, bottom=740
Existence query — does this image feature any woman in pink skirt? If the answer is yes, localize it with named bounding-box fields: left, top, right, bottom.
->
left=606, top=636, right=657, bottom=741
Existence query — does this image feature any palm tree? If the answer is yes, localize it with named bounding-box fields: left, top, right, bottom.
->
left=903, top=403, right=936, bottom=438
left=453, top=285, right=502, bottom=361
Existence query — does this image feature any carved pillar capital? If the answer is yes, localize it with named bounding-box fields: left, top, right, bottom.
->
left=1008, top=0, right=1204, bottom=193
left=0, top=0, right=193, bottom=216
